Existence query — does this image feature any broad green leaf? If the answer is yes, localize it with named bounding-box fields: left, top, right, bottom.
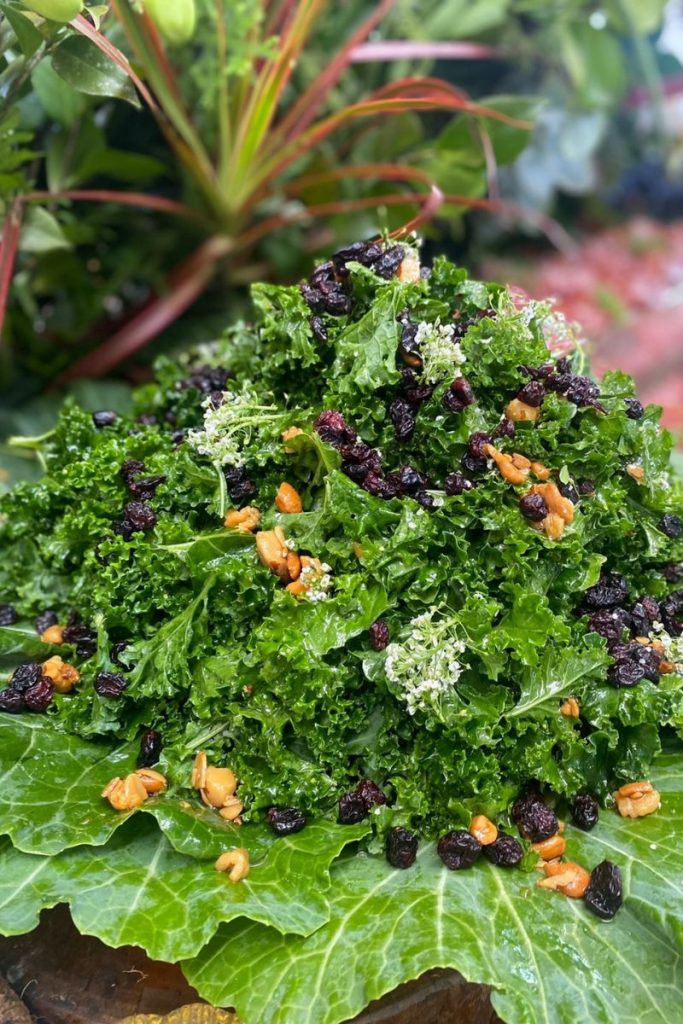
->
left=51, top=35, right=140, bottom=107
left=331, top=284, right=405, bottom=394
left=0, top=624, right=58, bottom=658
left=19, top=207, right=71, bottom=254
left=31, top=56, right=86, bottom=126
left=508, top=635, right=612, bottom=718
left=184, top=753, right=683, bottom=1024
left=0, top=4, right=44, bottom=56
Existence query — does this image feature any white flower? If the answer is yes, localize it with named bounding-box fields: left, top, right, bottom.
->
left=384, top=608, right=467, bottom=715
left=651, top=624, right=683, bottom=673
left=414, top=320, right=466, bottom=384
left=187, top=387, right=281, bottom=466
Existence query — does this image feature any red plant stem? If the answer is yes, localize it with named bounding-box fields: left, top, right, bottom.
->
left=349, top=40, right=502, bottom=62
left=0, top=198, right=23, bottom=345
left=24, top=190, right=202, bottom=222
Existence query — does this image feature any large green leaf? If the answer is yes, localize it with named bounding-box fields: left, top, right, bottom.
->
left=184, top=752, right=683, bottom=1024
left=51, top=35, right=140, bottom=107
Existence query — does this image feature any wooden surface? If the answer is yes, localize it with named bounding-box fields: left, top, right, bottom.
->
left=0, top=907, right=500, bottom=1024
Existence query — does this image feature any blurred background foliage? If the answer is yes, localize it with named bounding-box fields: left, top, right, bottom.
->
left=0, top=0, right=676, bottom=413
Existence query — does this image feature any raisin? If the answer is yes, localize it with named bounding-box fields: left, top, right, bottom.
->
left=93, top=410, right=117, bottom=427
left=398, top=320, right=422, bottom=369
left=587, top=608, right=631, bottom=642
left=414, top=490, right=436, bottom=510
left=24, top=677, right=54, bottom=712
left=314, top=411, right=356, bottom=447
left=584, top=573, right=629, bottom=610
left=519, top=493, right=548, bottom=521
left=114, top=519, right=134, bottom=541
left=630, top=598, right=660, bottom=636
left=400, top=369, right=434, bottom=405
left=137, top=728, right=162, bottom=768
left=94, top=671, right=128, bottom=698
left=461, top=451, right=488, bottom=475
left=389, top=465, right=428, bottom=495
left=444, top=472, right=474, bottom=496
left=520, top=362, right=554, bottom=380
left=467, top=432, right=492, bottom=459
left=355, top=779, right=386, bottom=810
left=0, top=604, right=18, bottom=627
left=624, top=398, right=644, bottom=420
left=578, top=479, right=596, bottom=495
left=339, top=443, right=381, bottom=479
left=229, top=477, right=257, bottom=505
left=62, top=622, right=96, bottom=648
left=125, top=502, right=157, bottom=532
left=584, top=860, right=623, bottom=920
left=128, top=475, right=166, bottom=500
left=517, top=381, right=545, bottom=407
left=267, top=806, right=307, bottom=836
left=34, top=610, right=58, bottom=636
left=0, top=689, right=25, bottom=713
left=483, top=833, right=523, bottom=867
left=171, top=430, right=186, bottom=446
left=493, top=418, right=515, bottom=440
left=660, top=514, right=683, bottom=539
left=10, top=663, right=42, bottom=693
left=389, top=398, right=417, bottom=442
left=512, top=792, right=558, bottom=842
left=338, top=792, right=367, bottom=824
left=571, top=793, right=599, bottom=831
left=309, top=316, right=328, bottom=343
left=442, top=377, right=475, bottom=413
left=386, top=826, right=418, bottom=869
left=369, top=620, right=390, bottom=650
left=373, top=245, right=404, bottom=279
left=661, top=590, right=683, bottom=636
left=362, top=472, right=399, bottom=500
left=558, top=481, right=579, bottom=504
left=609, top=641, right=661, bottom=686
left=333, top=241, right=379, bottom=269
left=437, top=830, right=482, bottom=870
left=564, top=375, right=604, bottom=409
left=662, top=562, right=683, bottom=583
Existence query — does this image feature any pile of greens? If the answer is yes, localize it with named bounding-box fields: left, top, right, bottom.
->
left=0, top=244, right=681, bottom=1023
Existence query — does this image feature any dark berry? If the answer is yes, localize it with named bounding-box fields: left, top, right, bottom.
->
left=483, top=833, right=523, bottom=867
left=386, top=826, right=418, bottom=869
left=517, top=381, right=545, bottom=407
left=512, top=792, right=558, bottom=842
left=519, top=493, right=548, bottom=522
left=467, top=432, right=492, bottom=459
left=362, top=472, right=399, bottom=500
left=625, top=398, right=644, bottom=420
left=660, top=514, right=683, bottom=539
left=566, top=375, right=604, bottom=410
left=389, top=398, right=417, bottom=442
left=444, top=472, right=474, bottom=496
left=493, top=417, right=515, bottom=440
left=520, top=362, right=554, bottom=380
left=442, top=377, right=474, bottom=413
left=437, top=830, right=482, bottom=870
left=587, top=608, right=631, bottom=643
left=389, top=465, right=428, bottom=495
left=338, top=792, right=367, bottom=824
left=0, top=604, right=17, bottom=627
left=571, top=793, right=599, bottom=832
left=10, top=663, right=42, bottom=693
left=584, top=860, right=623, bottom=920
left=94, top=671, right=128, bottom=698
left=124, top=502, right=157, bottom=532
left=369, top=620, right=390, bottom=650
left=373, top=245, right=404, bottom=279
left=355, top=779, right=386, bottom=810
left=400, top=368, right=434, bottom=405
left=661, top=590, right=683, bottom=637
left=314, top=411, right=356, bottom=447
left=578, top=479, right=596, bottom=495
left=267, top=806, right=307, bottom=836
left=662, top=563, right=683, bottom=583
left=128, top=475, right=166, bottom=500
left=171, top=429, right=186, bottom=445
left=93, top=410, right=117, bottom=428
left=558, top=481, right=579, bottom=504
left=137, top=728, right=162, bottom=768
left=208, top=391, right=224, bottom=409
left=114, top=519, right=134, bottom=541
left=62, top=622, right=96, bottom=647
left=229, top=477, right=257, bottom=505
left=414, top=490, right=436, bottom=510
left=339, top=443, right=381, bottom=480
left=461, top=452, right=488, bottom=475
left=0, top=689, right=25, bottom=713
left=398, top=320, right=422, bottom=369
left=309, top=316, right=328, bottom=343
left=630, top=597, right=660, bottom=637
left=584, top=573, right=629, bottom=610
left=34, top=610, right=58, bottom=636
left=24, top=677, right=54, bottom=712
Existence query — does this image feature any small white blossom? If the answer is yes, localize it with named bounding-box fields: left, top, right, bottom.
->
left=414, top=320, right=465, bottom=384
left=187, top=388, right=280, bottom=466
left=651, top=624, right=683, bottom=672
left=304, top=567, right=333, bottom=603
left=384, top=608, right=467, bottom=715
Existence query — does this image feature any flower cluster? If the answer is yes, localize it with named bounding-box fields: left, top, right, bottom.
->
left=384, top=609, right=467, bottom=715
left=415, top=320, right=466, bottom=384
left=188, top=388, right=280, bottom=466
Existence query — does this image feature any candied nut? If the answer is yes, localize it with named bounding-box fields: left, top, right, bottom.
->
left=397, top=249, right=421, bottom=283
left=510, top=453, right=531, bottom=471
left=201, top=766, right=237, bottom=808
left=661, top=660, right=676, bottom=674
left=634, top=635, right=651, bottom=646
left=532, top=834, right=566, bottom=860
left=560, top=697, right=580, bottom=718
left=218, top=796, right=244, bottom=821
left=484, top=444, right=529, bottom=485
left=538, top=860, right=590, bottom=898
left=134, top=767, right=167, bottom=794
left=505, top=399, right=540, bottom=423
left=542, top=512, right=566, bottom=540
left=102, top=773, right=148, bottom=811
left=535, top=482, right=574, bottom=523
left=224, top=506, right=260, bottom=532
left=256, top=529, right=290, bottom=579
left=469, top=815, right=498, bottom=846
left=275, top=482, right=303, bottom=514
left=282, top=426, right=303, bottom=452
left=286, top=550, right=302, bottom=581
left=191, top=751, right=207, bottom=790
left=215, top=847, right=250, bottom=883
left=41, top=624, right=64, bottom=645
left=617, top=780, right=654, bottom=798
left=41, top=655, right=80, bottom=693
left=530, top=461, right=551, bottom=481
left=286, top=578, right=308, bottom=597
left=626, top=463, right=645, bottom=482
left=614, top=780, right=661, bottom=818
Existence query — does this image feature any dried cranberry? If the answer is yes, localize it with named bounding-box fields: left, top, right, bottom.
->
left=373, top=245, right=404, bottom=279
left=571, top=793, right=599, bottom=831
left=558, top=481, right=579, bottom=504
left=389, top=465, right=428, bottom=495
left=114, top=519, right=134, bottom=541
left=444, top=473, right=474, bottom=496
left=630, top=597, right=660, bottom=637
left=362, top=473, right=399, bottom=500
left=512, top=792, right=558, bottom=842
left=517, top=381, right=545, bottom=407
left=34, top=610, right=58, bottom=636
left=442, top=377, right=475, bottom=413
left=24, top=677, right=54, bottom=712
left=660, top=514, right=682, bottom=539
left=355, top=779, right=386, bottom=810
left=608, top=642, right=661, bottom=687
left=584, top=574, right=629, bottom=610
left=578, top=479, right=596, bottom=495
left=624, top=398, right=644, bottom=420
left=171, top=429, right=186, bottom=446
left=662, top=563, right=683, bottom=583
left=389, top=398, right=417, bottom=442
left=584, top=860, right=623, bottom=920
left=137, top=728, right=162, bottom=768
left=587, top=608, right=631, bottom=642
left=10, top=663, right=42, bottom=693
left=338, top=792, right=367, bottom=824
left=661, top=590, right=683, bottom=636
left=483, top=833, right=523, bottom=867
left=314, top=411, right=356, bottom=447
left=129, top=475, right=166, bottom=500
left=493, top=418, right=515, bottom=440
left=520, top=362, right=554, bottom=380
left=400, top=369, right=434, bottom=405
left=386, top=826, right=418, bottom=869
left=340, top=443, right=381, bottom=479
left=125, top=502, right=157, bottom=532
left=93, top=410, right=117, bottom=428
left=309, top=316, right=328, bottom=343
left=398, top=320, right=422, bottom=369
left=369, top=620, right=390, bottom=650
left=519, top=493, right=548, bottom=521
left=0, top=604, right=18, bottom=627
left=0, top=689, right=25, bottom=713
left=415, top=490, right=436, bottom=510
left=564, top=375, right=604, bottom=410
left=437, top=830, right=482, bottom=870
left=461, top=452, right=488, bottom=475
left=267, top=806, right=307, bottom=836
left=94, top=671, right=128, bottom=698
left=467, top=432, right=492, bottom=459
left=230, top=477, right=257, bottom=504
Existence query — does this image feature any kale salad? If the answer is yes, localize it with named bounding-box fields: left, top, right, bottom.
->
left=0, top=241, right=681, bottom=1024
